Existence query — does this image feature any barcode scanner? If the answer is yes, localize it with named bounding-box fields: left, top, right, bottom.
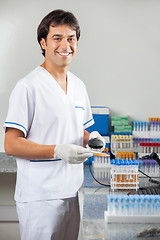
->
left=142, top=152, right=160, bottom=166
left=88, top=138, right=104, bottom=150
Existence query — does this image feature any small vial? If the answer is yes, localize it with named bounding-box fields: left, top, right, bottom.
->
left=115, top=135, right=119, bottom=149
left=123, top=195, right=129, bottom=215
left=129, top=135, right=133, bottom=149
left=150, top=121, right=153, bottom=131
left=158, top=143, right=160, bottom=154
left=146, top=143, right=150, bottom=153
left=119, top=195, right=125, bottom=215
left=129, top=195, right=135, bottom=215
left=133, top=160, right=138, bottom=187
left=155, top=196, right=160, bottom=216
left=125, top=160, right=130, bottom=186
left=115, top=159, right=121, bottom=187
left=119, top=135, right=122, bottom=148
left=134, top=195, right=139, bottom=215
left=112, top=135, right=115, bottom=149
left=144, top=122, right=148, bottom=131
left=114, top=196, right=118, bottom=215
left=140, top=142, right=144, bottom=153
left=150, top=143, right=154, bottom=153
left=139, top=195, right=144, bottom=215
left=145, top=195, right=151, bottom=215
left=128, top=160, right=133, bottom=187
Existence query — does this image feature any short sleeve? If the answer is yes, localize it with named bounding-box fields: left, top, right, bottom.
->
left=3, top=82, right=34, bottom=138
left=82, top=85, right=94, bottom=129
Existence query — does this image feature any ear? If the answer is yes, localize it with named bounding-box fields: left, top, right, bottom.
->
left=40, top=38, right=47, bottom=50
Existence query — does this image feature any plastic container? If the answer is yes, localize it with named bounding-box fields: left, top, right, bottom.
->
left=86, top=106, right=109, bottom=136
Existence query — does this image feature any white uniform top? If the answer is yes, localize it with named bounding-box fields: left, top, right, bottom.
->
left=4, top=66, right=94, bottom=202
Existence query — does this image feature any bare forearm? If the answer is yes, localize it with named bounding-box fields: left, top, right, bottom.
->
left=7, top=138, right=55, bottom=160
left=83, top=130, right=90, bottom=147
left=5, top=128, right=90, bottom=160
left=5, top=128, right=55, bottom=160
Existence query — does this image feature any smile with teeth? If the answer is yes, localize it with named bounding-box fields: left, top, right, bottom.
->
left=57, top=52, right=72, bottom=56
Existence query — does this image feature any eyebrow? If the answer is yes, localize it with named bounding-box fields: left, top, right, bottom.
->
left=52, top=34, right=76, bottom=38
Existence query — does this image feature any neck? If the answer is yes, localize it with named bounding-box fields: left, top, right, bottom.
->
left=41, top=61, right=68, bottom=81
left=41, top=61, right=68, bottom=94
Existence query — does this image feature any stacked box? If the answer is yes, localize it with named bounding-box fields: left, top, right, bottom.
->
left=111, top=116, right=128, bottom=126
left=114, top=125, right=132, bottom=133
left=87, top=106, right=109, bottom=136
left=111, top=116, right=132, bottom=133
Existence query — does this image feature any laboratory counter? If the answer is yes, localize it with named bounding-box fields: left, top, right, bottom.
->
left=80, top=163, right=160, bottom=240
left=0, top=154, right=160, bottom=239
left=0, top=152, right=16, bottom=173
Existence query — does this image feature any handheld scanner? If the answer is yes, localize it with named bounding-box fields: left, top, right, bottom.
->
left=88, top=138, right=104, bottom=149
left=88, top=138, right=109, bottom=157
left=150, top=152, right=160, bottom=166
left=142, top=152, right=160, bottom=166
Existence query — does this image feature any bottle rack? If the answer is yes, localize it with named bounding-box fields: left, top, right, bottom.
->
left=104, top=212, right=160, bottom=223
left=93, top=167, right=111, bottom=185
left=111, top=134, right=133, bottom=155
left=110, top=159, right=139, bottom=191
left=111, top=172, right=139, bottom=191
left=138, top=142, right=160, bottom=159
left=138, top=159, right=160, bottom=178
left=132, top=128, right=160, bottom=157
left=92, top=151, right=111, bottom=168
left=133, top=119, right=160, bottom=137
left=116, top=151, right=136, bottom=160
left=133, top=131, right=160, bottom=138
left=105, top=194, right=160, bottom=223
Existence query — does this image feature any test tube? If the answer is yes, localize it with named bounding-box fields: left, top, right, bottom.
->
left=115, top=159, right=121, bottom=187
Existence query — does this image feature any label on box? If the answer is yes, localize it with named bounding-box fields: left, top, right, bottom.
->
left=111, top=116, right=128, bottom=126
left=114, top=125, right=132, bottom=133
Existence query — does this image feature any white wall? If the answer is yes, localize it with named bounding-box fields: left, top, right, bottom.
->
left=1, top=0, right=160, bottom=151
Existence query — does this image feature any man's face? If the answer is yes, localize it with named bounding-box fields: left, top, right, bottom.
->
left=40, top=24, right=78, bottom=68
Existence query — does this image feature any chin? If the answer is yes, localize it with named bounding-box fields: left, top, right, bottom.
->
left=61, top=60, right=72, bottom=67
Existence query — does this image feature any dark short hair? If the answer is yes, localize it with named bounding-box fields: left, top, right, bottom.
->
left=37, top=9, right=80, bottom=56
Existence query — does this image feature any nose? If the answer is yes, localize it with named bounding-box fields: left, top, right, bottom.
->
left=60, top=37, right=70, bottom=50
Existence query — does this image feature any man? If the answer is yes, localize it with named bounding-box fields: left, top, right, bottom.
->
left=4, top=9, right=105, bottom=240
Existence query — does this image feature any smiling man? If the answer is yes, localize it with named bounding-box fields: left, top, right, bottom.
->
left=40, top=25, right=77, bottom=70
left=4, top=9, right=105, bottom=240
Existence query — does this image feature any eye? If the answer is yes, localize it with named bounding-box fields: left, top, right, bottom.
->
left=53, top=37, right=61, bottom=41
left=68, top=37, right=76, bottom=42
